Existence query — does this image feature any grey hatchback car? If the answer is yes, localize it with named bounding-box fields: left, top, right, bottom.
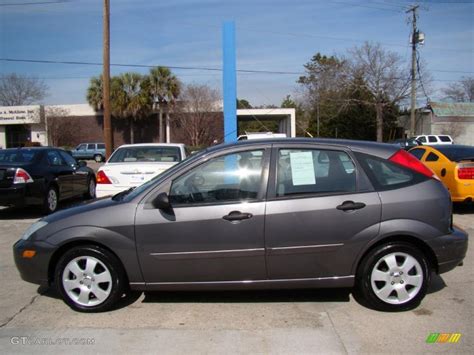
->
left=14, top=139, right=468, bottom=312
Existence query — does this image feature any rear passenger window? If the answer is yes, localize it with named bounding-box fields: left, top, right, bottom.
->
left=428, top=136, right=437, bottom=143
left=425, top=152, right=439, bottom=162
left=409, top=148, right=425, bottom=160
left=276, top=149, right=356, bottom=197
left=355, top=153, right=426, bottom=190
left=97, top=144, right=105, bottom=149
left=87, top=144, right=96, bottom=150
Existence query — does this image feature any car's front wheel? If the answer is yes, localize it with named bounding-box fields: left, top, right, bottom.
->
left=355, top=242, right=430, bottom=312
left=55, top=245, right=126, bottom=312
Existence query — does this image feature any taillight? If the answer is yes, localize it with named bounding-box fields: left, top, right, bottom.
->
left=389, top=149, right=436, bottom=179
left=13, top=168, right=34, bottom=184
left=458, top=165, right=474, bottom=180
left=96, top=170, right=112, bottom=184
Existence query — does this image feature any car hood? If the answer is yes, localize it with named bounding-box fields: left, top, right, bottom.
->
left=43, top=197, right=117, bottom=224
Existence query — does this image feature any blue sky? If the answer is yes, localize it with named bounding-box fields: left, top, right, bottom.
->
left=1, top=0, right=473, bottom=107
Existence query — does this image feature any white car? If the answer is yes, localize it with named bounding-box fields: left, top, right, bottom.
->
left=414, top=135, right=453, bottom=145
left=96, top=143, right=187, bottom=198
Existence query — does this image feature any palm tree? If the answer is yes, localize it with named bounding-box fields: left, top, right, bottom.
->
left=148, top=67, right=181, bottom=142
left=86, top=76, right=104, bottom=111
left=113, top=73, right=151, bottom=144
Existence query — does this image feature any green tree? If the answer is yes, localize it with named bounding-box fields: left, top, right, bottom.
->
left=86, top=76, right=104, bottom=111
left=237, top=98, right=252, bottom=109
left=113, top=73, right=152, bottom=144
left=86, top=73, right=152, bottom=144
left=148, top=66, right=181, bottom=142
left=297, top=53, right=348, bottom=137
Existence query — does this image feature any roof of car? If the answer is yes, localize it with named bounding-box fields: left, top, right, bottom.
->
left=116, top=143, right=185, bottom=148
left=205, top=138, right=399, bottom=159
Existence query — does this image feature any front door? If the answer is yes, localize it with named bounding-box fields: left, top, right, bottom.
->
left=135, top=148, right=270, bottom=283
left=46, top=150, right=74, bottom=199
left=265, top=146, right=381, bottom=279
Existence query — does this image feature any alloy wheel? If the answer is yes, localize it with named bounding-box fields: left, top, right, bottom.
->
left=62, top=256, right=112, bottom=307
left=370, top=252, right=423, bottom=305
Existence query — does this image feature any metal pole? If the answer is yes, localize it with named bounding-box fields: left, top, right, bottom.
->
left=223, top=21, right=237, bottom=143
left=103, top=0, right=112, bottom=159
left=407, top=5, right=419, bottom=138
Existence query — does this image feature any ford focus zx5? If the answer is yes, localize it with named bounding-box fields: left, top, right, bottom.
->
left=14, top=139, right=468, bottom=312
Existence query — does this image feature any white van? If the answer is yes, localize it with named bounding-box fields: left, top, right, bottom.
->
left=237, top=132, right=287, bottom=141
left=414, top=135, right=453, bottom=145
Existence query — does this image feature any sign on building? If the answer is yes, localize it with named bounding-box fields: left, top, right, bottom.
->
left=0, top=105, right=43, bottom=125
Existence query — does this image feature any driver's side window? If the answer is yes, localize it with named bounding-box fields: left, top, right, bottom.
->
left=169, top=150, right=264, bottom=206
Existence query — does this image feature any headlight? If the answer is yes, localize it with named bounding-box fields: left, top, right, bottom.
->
left=21, top=221, right=48, bottom=241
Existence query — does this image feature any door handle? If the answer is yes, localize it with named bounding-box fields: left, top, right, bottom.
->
left=336, top=201, right=366, bottom=211
left=223, top=211, right=253, bottom=222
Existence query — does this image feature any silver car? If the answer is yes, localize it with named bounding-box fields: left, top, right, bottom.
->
left=14, top=138, right=468, bottom=312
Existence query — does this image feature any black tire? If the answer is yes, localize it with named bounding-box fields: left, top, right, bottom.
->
left=43, top=185, right=59, bottom=214
left=355, top=242, right=431, bottom=312
left=94, top=154, right=103, bottom=163
left=55, top=245, right=126, bottom=312
left=83, top=176, right=96, bottom=199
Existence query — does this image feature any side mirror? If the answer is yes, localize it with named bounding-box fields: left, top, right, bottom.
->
left=78, top=160, right=87, bottom=168
left=152, top=192, right=172, bottom=210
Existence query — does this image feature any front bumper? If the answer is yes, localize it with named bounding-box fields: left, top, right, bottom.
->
left=13, top=239, right=57, bottom=287
left=428, top=227, right=468, bottom=274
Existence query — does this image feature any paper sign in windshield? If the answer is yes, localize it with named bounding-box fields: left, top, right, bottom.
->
left=290, top=151, right=315, bottom=185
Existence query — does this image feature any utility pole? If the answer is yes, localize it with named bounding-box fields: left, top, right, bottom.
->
left=103, top=0, right=113, bottom=159
left=407, top=5, right=419, bottom=138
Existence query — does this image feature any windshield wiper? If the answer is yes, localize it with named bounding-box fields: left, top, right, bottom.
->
left=112, top=187, right=136, bottom=201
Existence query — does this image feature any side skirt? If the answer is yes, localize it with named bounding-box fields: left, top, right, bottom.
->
left=129, top=275, right=355, bottom=291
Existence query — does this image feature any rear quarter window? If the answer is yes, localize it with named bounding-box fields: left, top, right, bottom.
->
left=355, top=153, right=427, bottom=190
left=439, top=136, right=452, bottom=142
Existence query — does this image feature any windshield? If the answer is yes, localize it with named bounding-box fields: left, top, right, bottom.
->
left=108, top=146, right=182, bottom=163
left=120, top=148, right=209, bottom=201
left=0, top=149, right=39, bottom=164
left=435, top=146, right=474, bottom=162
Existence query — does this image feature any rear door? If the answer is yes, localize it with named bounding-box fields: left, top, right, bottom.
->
left=46, top=149, right=74, bottom=199
left=264, top=144, right=381, bottom=280
left=59, top=150, right=88, bottom=195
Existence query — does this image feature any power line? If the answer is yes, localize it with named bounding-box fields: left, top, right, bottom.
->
left=0, top=57, right=303, bottom=75
left=416, top=50, right=432, bottom=103
left=330, top=0, right=404, bottom=13
left=0, top=1, right=68, bottom=6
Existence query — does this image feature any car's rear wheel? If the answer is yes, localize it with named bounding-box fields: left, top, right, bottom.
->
left=94, top=154, right=103, bottom=163
left=43, top=185, right=58, bottom=214
left=55, top=245, right=125, bottom=312
left=84, top=177, right=96, bottom=199
left=355, top=242, right=430, bottom=311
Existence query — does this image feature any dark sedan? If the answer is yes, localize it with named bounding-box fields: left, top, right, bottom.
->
left=0, top=147, right=96, bottom=214
left=13, top=139, right=467, bottom=313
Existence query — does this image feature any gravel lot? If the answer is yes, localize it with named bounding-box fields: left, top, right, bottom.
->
left=0, top=191, right=472, bottom=353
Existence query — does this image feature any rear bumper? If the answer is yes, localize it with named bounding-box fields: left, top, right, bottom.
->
left=0, top=184, right=43, bottom=206
left=0, top=185, right=26, bottom=206
left=96, top=184, right=125, bottom=198
left=428, top=227, right=468, bottom=274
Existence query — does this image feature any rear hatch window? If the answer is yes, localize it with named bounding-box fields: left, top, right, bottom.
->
left=435, top=146, right=474, bottom=162
left=439, top=136, right=452, bottom=142
left=109, top=146, right=182, bottom=163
